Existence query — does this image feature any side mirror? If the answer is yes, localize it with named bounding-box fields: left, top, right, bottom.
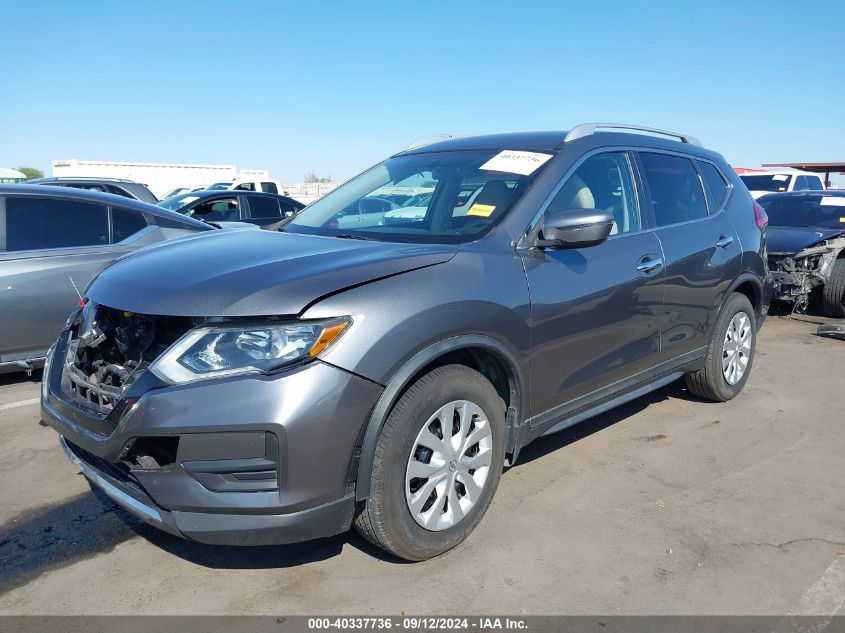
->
left=537, top=208, right=614, bottom=249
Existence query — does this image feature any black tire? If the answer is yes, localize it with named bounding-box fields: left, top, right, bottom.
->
left=822, top=257, right=845, bottom=318
left=684, top=293, right=756, bottom=402
left=353, top=364, right=506, bottom=561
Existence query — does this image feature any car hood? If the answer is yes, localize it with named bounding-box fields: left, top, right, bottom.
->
left=86, top=230, right=458, bottom=316
left=767, top=225, right=845, bottom=254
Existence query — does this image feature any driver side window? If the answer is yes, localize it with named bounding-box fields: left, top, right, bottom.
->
left=545, top=152, right=641, bottom=235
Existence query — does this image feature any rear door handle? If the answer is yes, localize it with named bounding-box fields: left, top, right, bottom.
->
left=716, top=235, right=734, bottom=248
left=636, top=256, right=663, bottom=274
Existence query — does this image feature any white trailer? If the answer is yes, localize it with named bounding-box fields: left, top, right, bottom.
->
left=51, top=160, right=255, bottom=198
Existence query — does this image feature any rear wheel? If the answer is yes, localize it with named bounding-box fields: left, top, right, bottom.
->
left=685, top=293, right=756, bottom=402
left=822, top=257, right=845, bottom=318
left=354, top=364, right=506, bottom=561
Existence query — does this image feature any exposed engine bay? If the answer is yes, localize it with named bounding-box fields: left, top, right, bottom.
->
left=768, top=236, right=845, bottom=313
left=64, top=302, right=198, bottom=413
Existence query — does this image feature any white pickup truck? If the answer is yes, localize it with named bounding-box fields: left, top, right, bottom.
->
left=206, top=178, right=285, bottom=195
left=739, top=171, right=825, bottom=199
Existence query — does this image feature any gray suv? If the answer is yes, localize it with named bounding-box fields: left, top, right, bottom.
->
left=42, top=124, right=773, bottom=561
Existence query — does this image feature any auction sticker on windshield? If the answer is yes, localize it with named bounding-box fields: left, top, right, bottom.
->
left=481, top=150, right=553, bottom=176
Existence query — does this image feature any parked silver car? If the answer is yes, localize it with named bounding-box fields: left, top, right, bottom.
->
left=0, top=185, right=211, bottom=374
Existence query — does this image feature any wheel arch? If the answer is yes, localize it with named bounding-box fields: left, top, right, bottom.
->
left=353, top=335, right=525, bottom=501
left=725, top=273, right=764, bottom=323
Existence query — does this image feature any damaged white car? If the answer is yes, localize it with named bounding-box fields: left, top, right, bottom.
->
left=760, top=191, right=845, bottom=316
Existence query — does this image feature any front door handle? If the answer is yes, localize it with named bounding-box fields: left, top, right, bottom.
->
left=716, top=235, right=734, bottom=249
left=636, top=256, right=663, bottom=274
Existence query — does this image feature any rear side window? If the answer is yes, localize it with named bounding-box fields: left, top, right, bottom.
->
left=3, top=196, right=109, bottom=251
left=249, top=196, right=283, bottom=219
left=111, top=207, right=148, bottom=242
left=696, top=161, right=729, bottom=211
left=260, top=182, right=279, bottom=194
left=639, top=153, right=708, bottom=227
left=805, top=176, right=824, bottom=191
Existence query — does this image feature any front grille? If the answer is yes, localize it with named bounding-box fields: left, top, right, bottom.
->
left=65, top=360, right=121, bottom=415
left=60, top=302, right=195, bottom=418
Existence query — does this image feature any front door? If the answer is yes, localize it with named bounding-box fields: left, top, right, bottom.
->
left=521, top=151, right=665, bottom=426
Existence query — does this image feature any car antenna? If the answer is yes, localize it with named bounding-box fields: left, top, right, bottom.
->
left=68, top=275, right=85, bottom=308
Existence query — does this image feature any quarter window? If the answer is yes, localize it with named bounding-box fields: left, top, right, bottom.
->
left=696, top=161, right=729, bottom=211
left=111, top=207, right=148, bottom=242
left=3, top=197, right=109, bottom=252
left=545, top=152, right=641, bottom=235
left=105, top=185, right=134, bottom=199
left=639, top=153, right=708, bottom=227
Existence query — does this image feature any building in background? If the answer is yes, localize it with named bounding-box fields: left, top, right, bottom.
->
left=51, top=159, right=269, bottom=198
left=0, top=167, right=26, bottom=183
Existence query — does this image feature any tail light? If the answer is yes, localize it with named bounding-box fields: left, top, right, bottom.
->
left=753, top=201, right=768, bottom=228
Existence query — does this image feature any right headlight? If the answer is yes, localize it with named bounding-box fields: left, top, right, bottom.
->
left=150, top=318, right=350, bottom=385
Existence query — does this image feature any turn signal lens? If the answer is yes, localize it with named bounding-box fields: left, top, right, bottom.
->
left=308, top=321, right=350, bottom=357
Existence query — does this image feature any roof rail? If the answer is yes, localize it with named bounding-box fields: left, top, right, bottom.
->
left=563, top=123, right=701, bottom=147
left=405, top=133, right=463, bottom=151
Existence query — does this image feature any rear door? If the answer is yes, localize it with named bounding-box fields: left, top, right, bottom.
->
left=522, top=151, right=665, bottom=425
left=0, top=195, right=126, bottom=362
left=635, top=151, right=741, bottom=368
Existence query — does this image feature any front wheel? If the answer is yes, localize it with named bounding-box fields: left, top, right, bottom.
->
left=684, top=292, right=756, bottom=402
left=354, top=364, right=506, bottom=561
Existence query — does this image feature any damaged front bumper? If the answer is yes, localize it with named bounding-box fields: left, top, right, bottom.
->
left=41, top=326, right=384, bottom=546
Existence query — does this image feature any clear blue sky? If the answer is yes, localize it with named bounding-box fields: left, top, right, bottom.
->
left=1, top=0, right=843, bottom=184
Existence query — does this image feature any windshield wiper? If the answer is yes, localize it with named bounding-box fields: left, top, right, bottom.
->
left=334, top=233, right=376, bottom=241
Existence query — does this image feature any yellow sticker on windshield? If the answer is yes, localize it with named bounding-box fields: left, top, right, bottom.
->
left=840, top=217, right=845, bottom=223
left=778, top=187, right=786, bottom=191
left=467, top=203, right=496, bottom=217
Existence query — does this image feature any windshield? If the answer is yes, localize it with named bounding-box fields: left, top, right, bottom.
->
left=759, top=195, right=845, bottom=229
left=206, top=182, right=231, bottom=190
left=284, top=149, right=553, bottom=243
left=156, top=194, right=200, bottom=212
left=740, top=174, right=792, bottom=192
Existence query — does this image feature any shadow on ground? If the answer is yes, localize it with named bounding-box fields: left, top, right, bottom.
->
left=515, top=379, right=700, bottom=466
left=0, top=369, right=42, bottom=389
left=0, top=482, right=400, bottom=594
